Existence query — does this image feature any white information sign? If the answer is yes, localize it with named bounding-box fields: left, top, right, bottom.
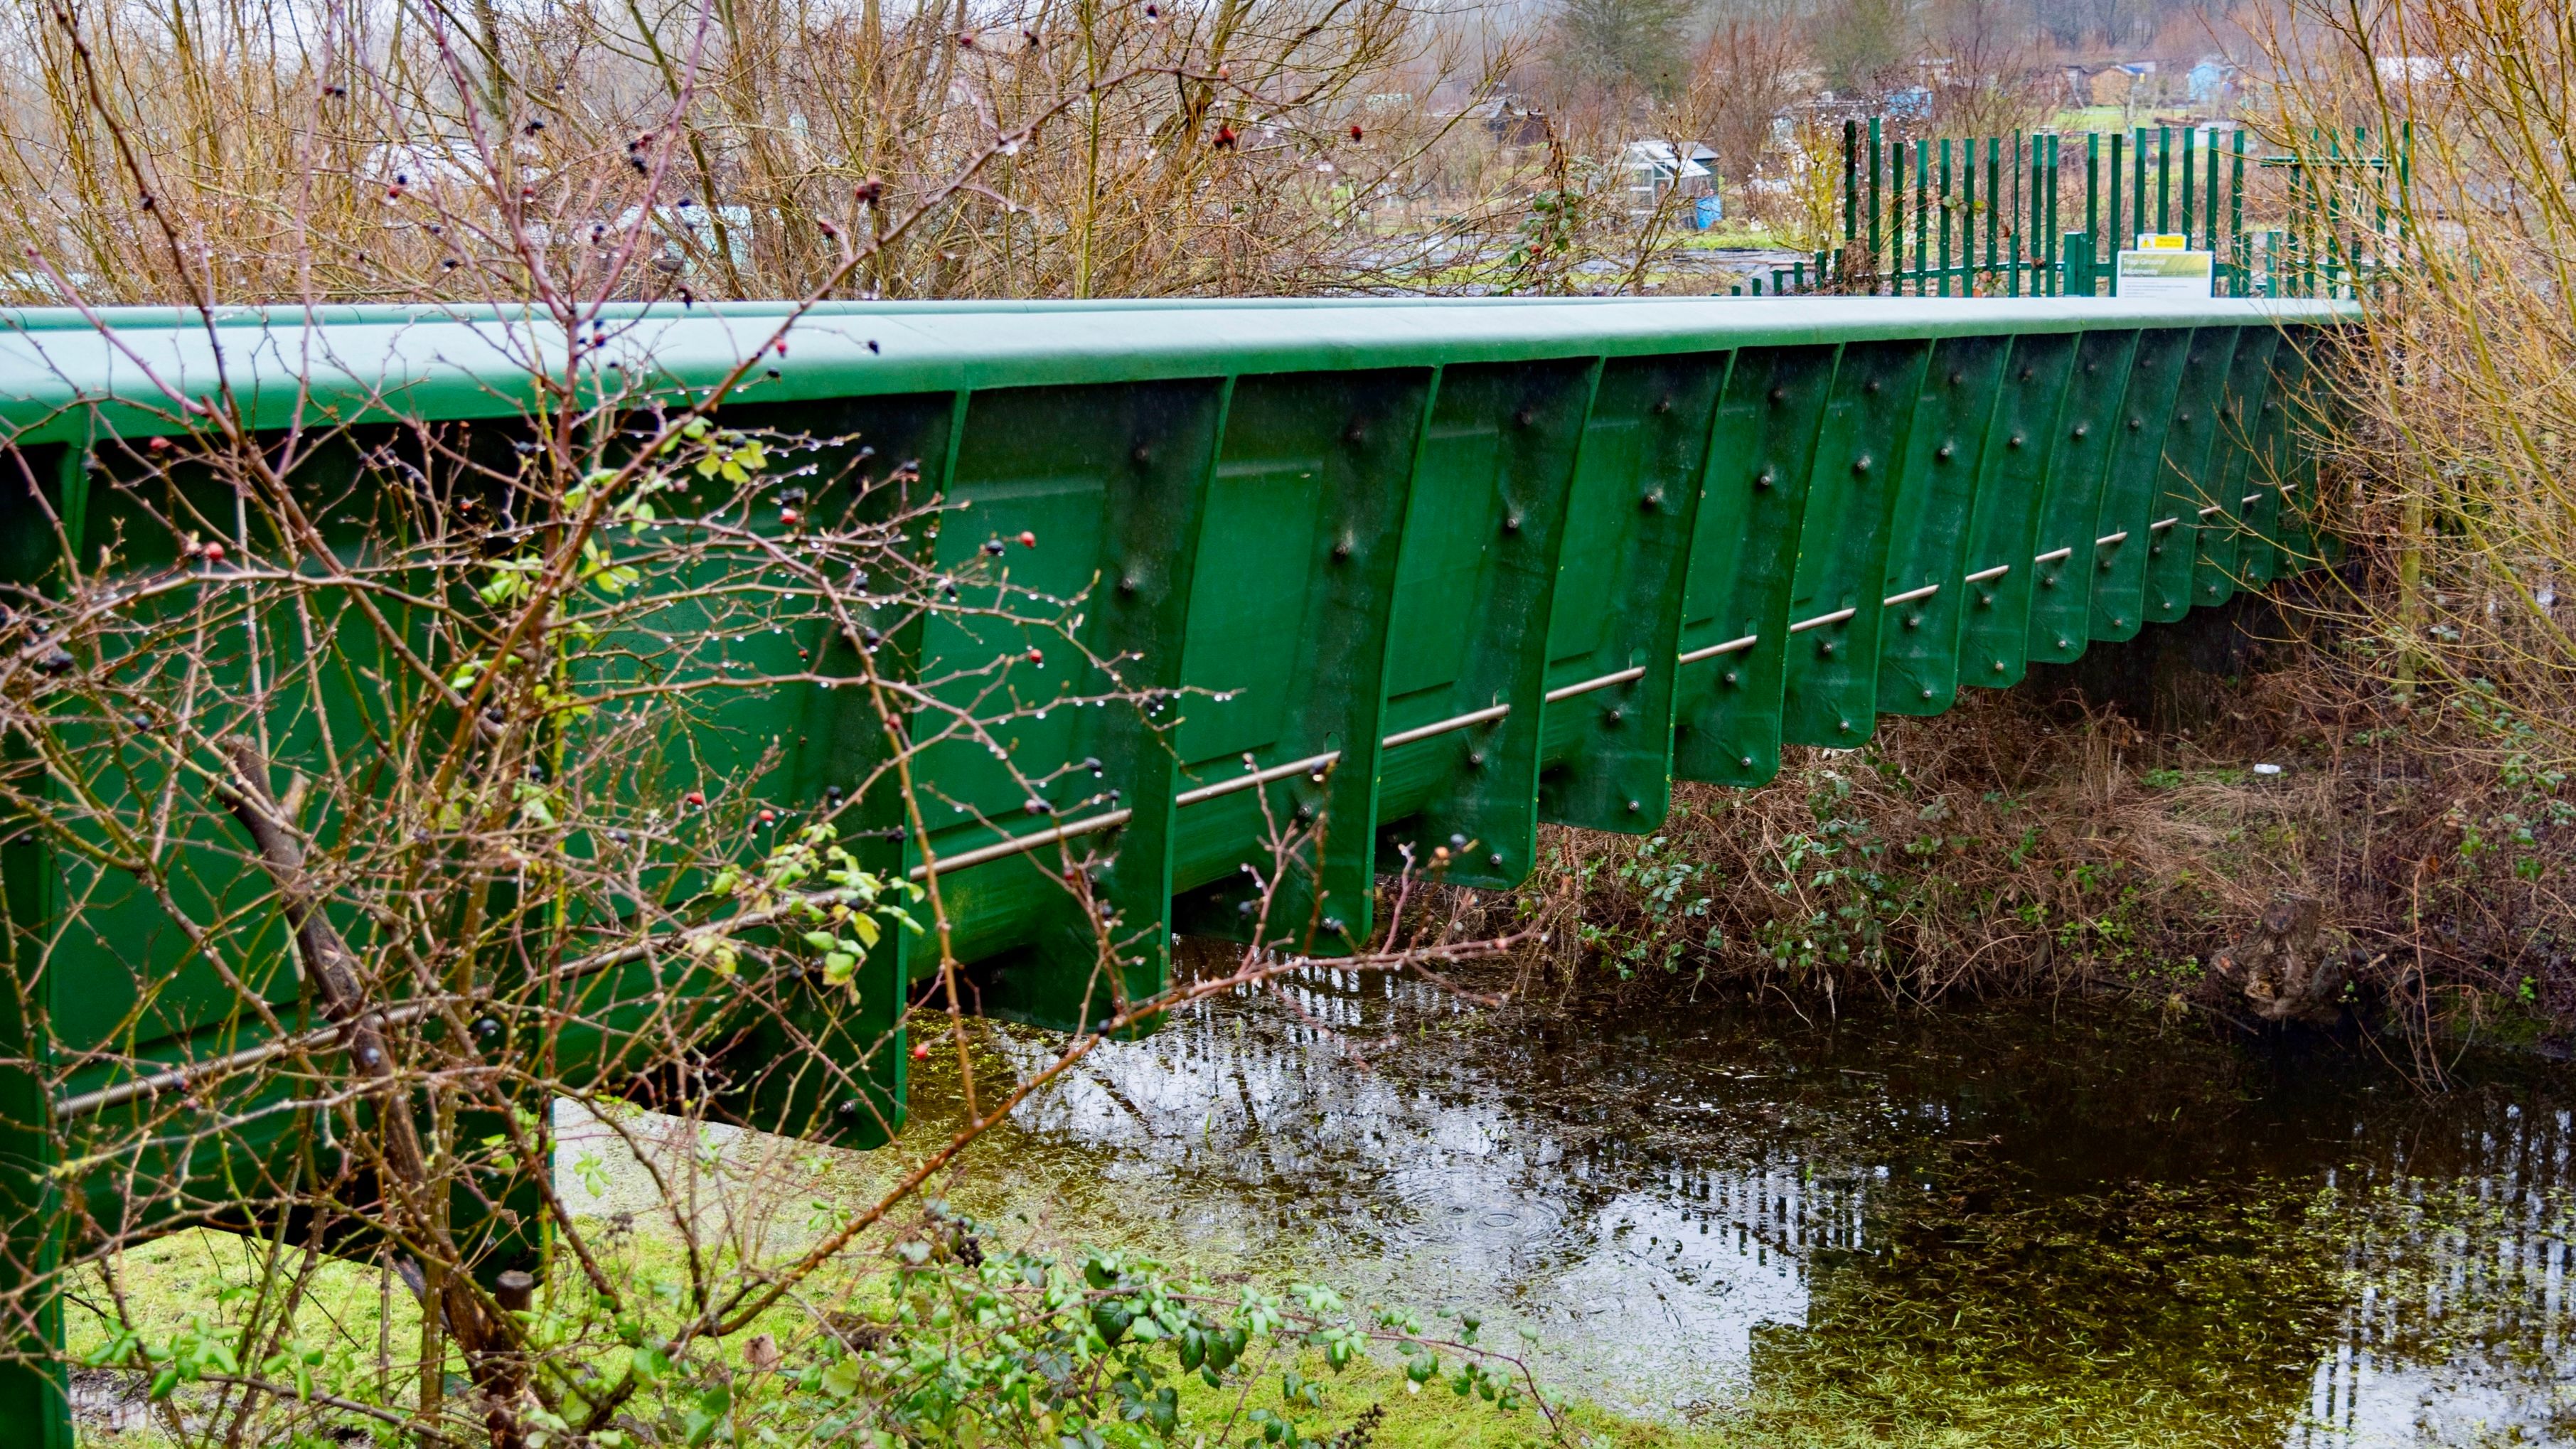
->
left=2116, top=249, right=2216, bottom=300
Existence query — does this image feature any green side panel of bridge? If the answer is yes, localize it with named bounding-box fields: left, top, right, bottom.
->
left=1170, top=368, right=1428, bottom=949
left=1671, top=345, right=1832, bottom=786
left=2142, top=327, right=2246, bottom=624
left=1536, top=353, right=1726, bottom=835
left=0, top=297, right=2353, bottom=1445
left=1779, top=338, right=1933, bottom=749
left=2088, top=328, right=2196, bottom=643
left=1375, top=360, right=1598, bottom=886
left=1959, top=332, right=2078, bottom=691
left=1876, top=333, right=2010, bottom=717
left=2190, top=328, right=2286, bottom=611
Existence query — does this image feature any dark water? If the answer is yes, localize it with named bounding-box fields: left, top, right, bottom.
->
left=939, top=966, right=2572, bottom=1446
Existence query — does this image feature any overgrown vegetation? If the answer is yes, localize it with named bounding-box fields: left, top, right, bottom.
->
left=1480, top=600, right=2575, bottom=1057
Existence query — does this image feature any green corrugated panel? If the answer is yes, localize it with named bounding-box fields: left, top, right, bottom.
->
left=1877, top=336, right=2011, bottom=716
left=2189, top=329, right=2284, bottom=609
left=1374, top=360, right=1599, bottom=887
left=2140, top=328, right=2245, bottom=624
left=906, top=380, right=1225, bottom=1031
left=1537, top=353, right=1728, bottom=833
left=709, top=390, right=960, bottom=1148
left=1168, top=369, right=1431, bottom=951
left=2239, top=341, right=2304, bottom=587
left=1780, top=340, right=1934, bottom=746
left=2086, top=327, right=2196, bottom=643
left=1959, top=333, right=2080, bottom=690
left=1672, top=346, right=1834, bottom=785
left=2026, top=328, right=2142, bottom=664
left=2268, top=330, right=2331, bottom=567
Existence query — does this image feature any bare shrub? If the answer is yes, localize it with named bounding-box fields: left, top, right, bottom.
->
left=0, top=0, right=1519, bottom=304
left=0, top=10, right=1541, bottom=1446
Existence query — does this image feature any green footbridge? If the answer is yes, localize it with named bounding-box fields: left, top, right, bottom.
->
left=0, top=296, right=2349, bottom=1441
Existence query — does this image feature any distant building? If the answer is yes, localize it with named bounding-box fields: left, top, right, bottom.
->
left=2186, top=59, right=2237, bottom=110
left=1623, top=139, right=1719, bottom=218
left=2088, top=62, right=2157, bottom=107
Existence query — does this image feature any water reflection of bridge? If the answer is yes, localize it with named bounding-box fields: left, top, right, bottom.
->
left=995, top=967, right=2572, bottom=1440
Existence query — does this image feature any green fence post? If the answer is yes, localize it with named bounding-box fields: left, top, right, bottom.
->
left=1875, top=117, right=1896, bottom=293
left=2044, top=132, right=2061, bottom=294
left=1671, top=346, right=1835, bottom=786
left=2156, top=124, right=2172, bottom=235
left=2203, top=129, right=2221, bottom=269
left=1938, top=139, right=1954, bottom=296
left=1985, top=137, right=2002, bottom=292
left=2108, top=132, right=2125, bottom=294
left=1914, top=139, right=1930, bottom=295
left=2229, top=128, right=2247, bottom=295
left=1962, top=137, right=1979, bottom=294
left=2181, top=125, right=2197, bottom=247
left=2009, top=131, right=2024, bottom=296
left=1876, top=334, right=2012, bottom=716
left=2019, top=133, right=2040, bottom=294
left=2083, top=132, right=2102, bottom=295
left=1844, top=118, right=1859, bottom=247
left=2132, top=127, right=2149, bottom=245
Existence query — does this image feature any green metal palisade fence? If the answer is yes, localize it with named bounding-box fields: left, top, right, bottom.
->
left=1731, top=120, right=2400, bottom=299
left=0, top=296, right=2350, bottom=1443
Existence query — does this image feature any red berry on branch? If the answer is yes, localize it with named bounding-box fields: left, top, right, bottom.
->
left=201, top=542, right=225, bottom=562
left=685, top=790, right=705, bottom=807
left=1350, top=124, right=1364, bottom=142
left=1017, top=530, right=1037, bottom=548
left=911, top=1039, right=933, bottom=1060
left=759, top=808, right=776, bottom=823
